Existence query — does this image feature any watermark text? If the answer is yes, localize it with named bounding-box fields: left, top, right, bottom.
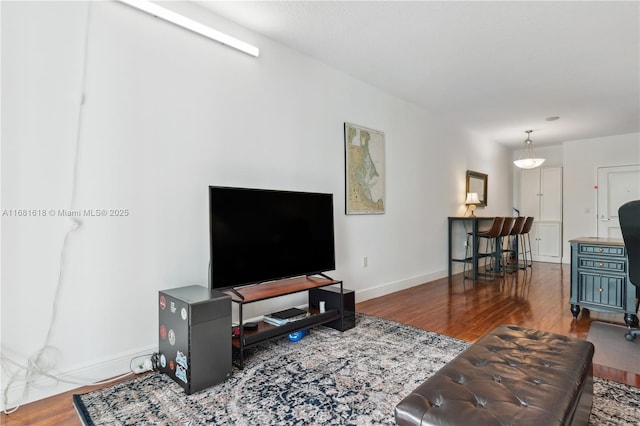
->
left=2, top=208, right=130, bottom=217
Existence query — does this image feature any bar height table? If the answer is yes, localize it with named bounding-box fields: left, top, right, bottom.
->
left=448, top=216, right=495, bottom=280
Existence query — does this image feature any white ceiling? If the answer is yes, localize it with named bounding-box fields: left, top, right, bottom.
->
left=197, top=1, right=640, bottom=148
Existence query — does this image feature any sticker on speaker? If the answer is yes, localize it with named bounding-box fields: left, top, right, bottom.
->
left=159, top=295, right=166, bottom=310
left=160, top=325, right=167, bottom=340
left=175, top=365, right=187, bottom=383
left=160, top=354, right=166, bottom=368
left=181, top=307, right=187, bottom=321
left=176, top=350, right=187, bottom=369
left=168, top=329, right=176, bottom=346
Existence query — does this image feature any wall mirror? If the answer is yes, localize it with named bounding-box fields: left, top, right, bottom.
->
left=466, top=170, right=488, bottom=207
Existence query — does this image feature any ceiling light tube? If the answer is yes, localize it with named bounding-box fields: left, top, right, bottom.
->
left=118, top=0, right=260, bottom=57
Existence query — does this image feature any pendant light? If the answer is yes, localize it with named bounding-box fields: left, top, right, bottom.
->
left=513, top=130, right=546, bottom=169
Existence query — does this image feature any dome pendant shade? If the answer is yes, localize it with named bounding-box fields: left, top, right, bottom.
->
left=514, top=158, right=546, bottom=169
left=514, top=130, right=546, bottom=169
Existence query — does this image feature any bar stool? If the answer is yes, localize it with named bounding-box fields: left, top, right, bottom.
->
left=504, top=216, right=526, bottom=273
left=493, top=217, right=515, bottom=275
left=464, top=217, right=504, bottom=281
left=519, top=217, right=535, bottom=268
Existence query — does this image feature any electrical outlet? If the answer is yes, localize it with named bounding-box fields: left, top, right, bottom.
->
left=362, top=256, right=368, bottom=267
left=133, top=358, right=153, bottom=374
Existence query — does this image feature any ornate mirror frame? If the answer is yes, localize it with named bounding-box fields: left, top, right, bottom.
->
left=466, top=170, right=488, bottom=207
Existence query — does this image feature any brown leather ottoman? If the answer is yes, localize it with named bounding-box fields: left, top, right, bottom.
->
left=395, top=325, right=594, bottom=425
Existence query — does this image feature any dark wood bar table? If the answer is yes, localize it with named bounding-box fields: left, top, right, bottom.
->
left=448, top=216, right=495, bottom=280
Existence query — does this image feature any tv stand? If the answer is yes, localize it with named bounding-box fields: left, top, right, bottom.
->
left=224, top=275, right=345, bottom=368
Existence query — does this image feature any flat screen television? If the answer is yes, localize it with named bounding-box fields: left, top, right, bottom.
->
left=208, top=186, right=336, bottom=290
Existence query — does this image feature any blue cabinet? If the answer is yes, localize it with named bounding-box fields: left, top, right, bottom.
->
left=570, top=237, right=638, bottom=327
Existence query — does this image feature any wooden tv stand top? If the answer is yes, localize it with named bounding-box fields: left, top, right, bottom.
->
left=223, top=275, right=339, bottom=303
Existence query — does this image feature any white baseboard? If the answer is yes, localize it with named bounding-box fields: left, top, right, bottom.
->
left=355, top=269, right=448, bottom=303
left=531, top=255, right=562, bottom=264
left=1, top=344, right=157, bottom=411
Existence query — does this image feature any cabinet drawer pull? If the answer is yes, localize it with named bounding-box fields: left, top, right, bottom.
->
left=598, top=287, right=604, bottom=293
left=599, top=247, right=604, bottom=253
left=599, top=262, right=604, bottom=268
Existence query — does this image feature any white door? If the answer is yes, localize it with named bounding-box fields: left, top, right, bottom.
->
left=537, top=222, right=561, bottom=258
left=520, top=167, right=562, bottom=220
left=540, top=168, right=562, bottom=221
left=597, top=164, right=640, bottom=239
left=521, top=169, right=540, bottom=218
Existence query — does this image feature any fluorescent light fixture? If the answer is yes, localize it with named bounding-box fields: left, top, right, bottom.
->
left=118, top=0, right=260, bottom=57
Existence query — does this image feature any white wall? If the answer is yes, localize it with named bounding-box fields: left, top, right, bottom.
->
left=562, top=133, right=640, bottom=262
left=1, top=1, right=513, bottom=405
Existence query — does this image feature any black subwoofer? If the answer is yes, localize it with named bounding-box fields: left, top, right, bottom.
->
left=158, top=285, right=231, bottom=394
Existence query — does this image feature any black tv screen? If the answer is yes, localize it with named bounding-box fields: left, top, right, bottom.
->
left=209, top=186, right=336, bottom=289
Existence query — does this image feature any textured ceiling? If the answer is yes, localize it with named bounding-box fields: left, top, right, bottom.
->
left=197, top=1, right=640, bottom=148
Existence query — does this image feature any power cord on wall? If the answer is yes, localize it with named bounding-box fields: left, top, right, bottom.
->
left=1, top=4, right=168, bottom=413
left=1, top=351, right=158, bottom=414
left=0, top=3, right=121, bottom=413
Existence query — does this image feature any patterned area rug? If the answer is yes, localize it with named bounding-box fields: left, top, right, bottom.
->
left=74, top=314, right=640, bottom=425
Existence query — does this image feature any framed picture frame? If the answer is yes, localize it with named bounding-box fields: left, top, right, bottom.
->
left=344, top=123, right=385, bottom=214
left=466, top=170, right=488, bottom=207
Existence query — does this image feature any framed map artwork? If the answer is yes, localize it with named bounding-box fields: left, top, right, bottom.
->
left=344, top=123, right=385, bottom=214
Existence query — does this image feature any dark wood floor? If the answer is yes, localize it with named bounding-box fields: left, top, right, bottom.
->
left=2, top=262, right=638, bottom=426
left=358, top=261, right=640, bottom=387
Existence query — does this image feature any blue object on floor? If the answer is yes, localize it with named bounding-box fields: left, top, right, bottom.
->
left=288, top=330, right=306, bottom=342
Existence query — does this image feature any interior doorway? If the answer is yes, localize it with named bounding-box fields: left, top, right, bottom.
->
left=597, top=164, right=640, bottom=239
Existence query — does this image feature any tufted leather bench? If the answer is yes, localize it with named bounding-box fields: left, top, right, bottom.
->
left=395, top=325, right=594, bottom=425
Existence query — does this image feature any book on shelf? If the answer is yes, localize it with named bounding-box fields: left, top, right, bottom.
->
left=263, top=311, right=309, bottom=326
left=263, top=315, right=288, bottom=326
left=270, top=307, right=307, bottom=319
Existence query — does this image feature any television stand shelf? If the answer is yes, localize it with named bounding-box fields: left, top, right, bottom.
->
left=224, top=275, right=344, bottom=368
